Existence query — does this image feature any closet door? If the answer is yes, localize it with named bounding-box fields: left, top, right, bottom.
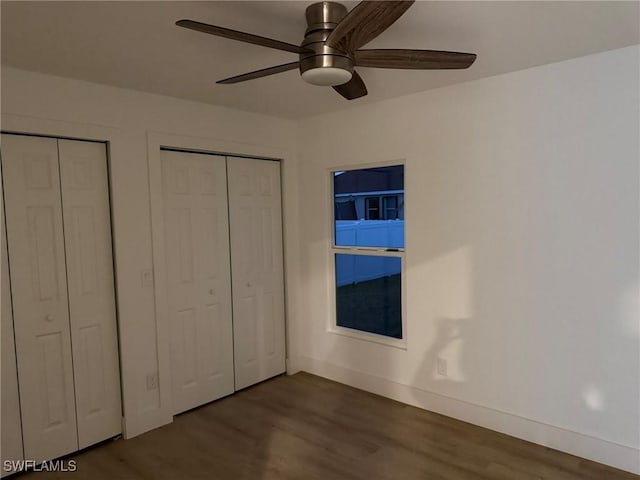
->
left=58, top=139, right=121, bottom=448
left=1, top=187, right=24, bottom=476
left=1, top=134, right=79, bottom=461
left=227, top=158, right=286, bottom=390
left=161, top=150, right=235, bottom=413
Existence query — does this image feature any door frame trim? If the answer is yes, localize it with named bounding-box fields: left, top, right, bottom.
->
left=0, top=114, right=145, bottom=436
left=0, top=116, right=299, bottom=439
left=0, top=125, right=124, bottom=445
left=146, top=132, right=295, bottom=420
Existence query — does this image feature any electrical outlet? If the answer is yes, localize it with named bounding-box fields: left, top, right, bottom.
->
left=436, top=357, right=448, bottom=376
left=146, top=373, right=158, bottom=390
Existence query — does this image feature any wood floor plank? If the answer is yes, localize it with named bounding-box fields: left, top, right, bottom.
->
left=18, top=372, right=639, bottom=480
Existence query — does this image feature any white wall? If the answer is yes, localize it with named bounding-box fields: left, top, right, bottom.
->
left=2, top=46, right=638, bottom=473
left=294, top=46, right=640, bottom=473
left=1, top=67, right=299, bottom=438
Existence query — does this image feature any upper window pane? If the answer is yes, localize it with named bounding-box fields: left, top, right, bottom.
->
left=334, top=165, right=404, bottom=248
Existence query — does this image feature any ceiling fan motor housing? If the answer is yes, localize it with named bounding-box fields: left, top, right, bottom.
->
left=300, top=2, right=354, bottom=85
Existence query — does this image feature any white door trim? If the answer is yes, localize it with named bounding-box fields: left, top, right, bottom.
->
left=0, top=114, right=148, bottom=435
left=0, top=115, right=299, bottom=439
left=2, top=134, right=121, bottom=459
left=146, top=131, right=293, bottom=418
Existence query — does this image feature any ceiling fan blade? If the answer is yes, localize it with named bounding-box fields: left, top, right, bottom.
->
left=325, top=1, right=415, bottom=52
left=333, top=71, right=368, bottom=100
left=354, top=49, right=477, bottom=69
left=176, top=19, right=310, bottom=54
left=217, top=62, right=300, bottom=84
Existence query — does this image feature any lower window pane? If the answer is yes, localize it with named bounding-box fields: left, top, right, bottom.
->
left=335, top=254, right=402, bottom=339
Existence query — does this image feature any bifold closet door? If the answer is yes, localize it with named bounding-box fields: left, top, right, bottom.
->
left=2, top=134, right=79, bottom=461
left=161, top=150, right=235, bottom=414
left=227, top=158, right=286, bottom=390
left=58, top=139, right=121, bottom=448
left=1, top=134, right=121, bottom=461
left=1, top=190, right=24, bottom=476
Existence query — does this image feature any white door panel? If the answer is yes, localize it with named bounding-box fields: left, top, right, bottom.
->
left=1, top=186, right=24, bottom=476
left=58, top=139, right=121, bottom=448
left=161, top=150, right=234, bottom=414
left=1, top=134, right=78, bottom=461
left=227, top=158, right=285, bottom=390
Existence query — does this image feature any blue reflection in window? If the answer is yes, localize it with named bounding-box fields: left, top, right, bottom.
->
left=334, top=165, right=404, bottom=248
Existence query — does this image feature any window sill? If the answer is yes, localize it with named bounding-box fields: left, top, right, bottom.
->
left=327, top=325, right=407, bottom=350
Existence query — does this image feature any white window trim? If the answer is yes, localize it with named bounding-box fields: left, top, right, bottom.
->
left=327, top=160, right=407, bottom=349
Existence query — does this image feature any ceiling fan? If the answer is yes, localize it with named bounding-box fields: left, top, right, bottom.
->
left=176, top=1, right=477, bottom=100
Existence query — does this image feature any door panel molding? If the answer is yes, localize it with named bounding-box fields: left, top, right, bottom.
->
left=161, top=149, right=234, bottom=414
left=58, top=139, right=122, bottom=449
left=1, top=134, right=78, bottom=461
left=2, top=133, right=121, bottom=463
left=147, top=132, right=293, bottom=420
left=228, top=157, right=286, bottom=390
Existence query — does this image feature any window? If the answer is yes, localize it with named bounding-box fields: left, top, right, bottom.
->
left=383, top=196, right=398, bottom=220
left=332, top=165, right=404, bottom=342
left=363, top=195, right=400, bottom=220
left=365, top=197, right=380, bottom=220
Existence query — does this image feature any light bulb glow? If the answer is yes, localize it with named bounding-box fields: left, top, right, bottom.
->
left=301, top=67, right=352, bottom=86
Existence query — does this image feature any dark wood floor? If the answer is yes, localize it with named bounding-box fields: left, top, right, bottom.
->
left=20, top=372, right=639, bottom=479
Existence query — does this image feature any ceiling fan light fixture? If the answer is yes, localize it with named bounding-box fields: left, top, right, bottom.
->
left=299, top=52, right=354, bottom=87
left=178, top=0, right=477, bottom=100
left=301, top=67, right=352, bottom=86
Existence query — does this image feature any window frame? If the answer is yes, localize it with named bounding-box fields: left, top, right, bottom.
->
left=328, top=160, right=407, bottom=349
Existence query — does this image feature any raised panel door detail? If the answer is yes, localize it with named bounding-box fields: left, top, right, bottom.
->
left=237, top=207, right=254, bottom=275
left=37, top=332, right=69, bottom=428
left=200, top=170, right=217, bottom=195
left=260, top=208, right=274, bottom=273
left=258, top=174, right=272, bottom=196
left=58, top=139, right=121, bottom=449
left=201, top=209, right=219, bottom=278
left=172, top=167, right=189, bottom=194
left=202, top=303, right=223, bottom=378
left=237, top=174, right=252, bottom=196
left=237, top=297, right=258, bottom=365
left=161, top=150, right=234, bottom=414
left=70, top=207, right=99, bottom=295
left=27, top=206, right=60, bottom=301
left=70, top=159, right=93, bottom=190
left=228, top=158, right=286, bottom=390
left=178, top=308, right=198, bottom=387
left=261, top=293, right=276, bottom=358
left=78, top=325, right=106, bottom=415
left=175, top=208, right=195, bottom=283
left=24, top=153, right=53, bottom=189
left=1, top=133, right=79, bottom=462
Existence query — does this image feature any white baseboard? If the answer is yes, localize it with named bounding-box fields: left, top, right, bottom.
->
left=286, top=357, right=302, bottom=375
left=297, top=356, right=640, bottom=475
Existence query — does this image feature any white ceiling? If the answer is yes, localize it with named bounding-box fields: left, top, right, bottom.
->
left=2, top=1, right=639, bottom=119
